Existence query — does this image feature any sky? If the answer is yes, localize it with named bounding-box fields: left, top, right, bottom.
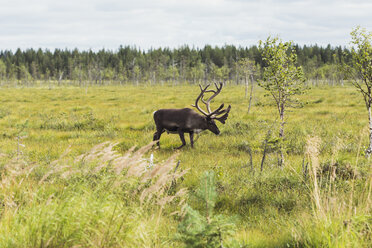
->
left=0, top=0, right=371, bottom=51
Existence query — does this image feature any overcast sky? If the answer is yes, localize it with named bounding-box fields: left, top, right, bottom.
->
left=1, top=0, right=371, bottom=51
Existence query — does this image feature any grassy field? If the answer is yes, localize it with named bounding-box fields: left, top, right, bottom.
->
left=0, top=83, right=371, bottom=247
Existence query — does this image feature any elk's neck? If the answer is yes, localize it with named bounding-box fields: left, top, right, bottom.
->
left=190, top=114, right=209, bottom=131
left=201, top=116, right=210, bottom=129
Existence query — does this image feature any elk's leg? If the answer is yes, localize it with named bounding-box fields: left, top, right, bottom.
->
left=153, top=128, right=164, bottom=147
left=189, top=132, right=194, bottom=148
left=176, top=129, right=186, bottom=149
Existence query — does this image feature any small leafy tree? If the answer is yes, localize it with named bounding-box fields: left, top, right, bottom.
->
left=349, top=27, right=372, bottom=156
left=176, top=171, right=237, bottom=248
left=259, top=37, right=306, bottom=166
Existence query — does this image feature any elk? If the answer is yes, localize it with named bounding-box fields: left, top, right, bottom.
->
left=153, top=83, right=231, bottom=149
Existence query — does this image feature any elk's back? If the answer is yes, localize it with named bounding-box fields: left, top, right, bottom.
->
left=153, top=108, right=204, bottom=131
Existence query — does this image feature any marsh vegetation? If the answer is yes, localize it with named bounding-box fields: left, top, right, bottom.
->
left=0, top=83, right=371, bottom=247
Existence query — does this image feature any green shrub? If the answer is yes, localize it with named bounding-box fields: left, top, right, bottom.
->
left=176, top=171, right=237, bottom=247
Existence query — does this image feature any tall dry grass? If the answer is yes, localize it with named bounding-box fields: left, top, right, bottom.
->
left=0, top=141, right=188, bottom=247
left=293, top=135, right=372, bottom=247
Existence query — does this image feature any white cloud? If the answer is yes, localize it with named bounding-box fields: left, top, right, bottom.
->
left=0, top=0, right=371, bottom=51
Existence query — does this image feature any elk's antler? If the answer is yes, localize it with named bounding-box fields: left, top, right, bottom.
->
left=214, top=105, right=231, bottom=124
left=200, top=82, right=223, bottom=113
left=192, top=84, right=211, bottom=116
left=192, top=82, right=231, bottom=122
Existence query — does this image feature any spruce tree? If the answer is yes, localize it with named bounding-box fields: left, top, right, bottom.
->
left=176, top=171, right=237, bottom=248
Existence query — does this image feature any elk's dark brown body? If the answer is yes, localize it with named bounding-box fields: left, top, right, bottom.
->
left=153, top=83, right=231, bottom=149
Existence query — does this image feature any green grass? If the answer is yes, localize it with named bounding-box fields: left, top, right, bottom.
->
left=0, top=84, right=371, bottom=247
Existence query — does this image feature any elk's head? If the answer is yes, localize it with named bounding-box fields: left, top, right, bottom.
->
left=192, top=82, right=231, bottom=135
left=205, top=117, right=220, bottom=135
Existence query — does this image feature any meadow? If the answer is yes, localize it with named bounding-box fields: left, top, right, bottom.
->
left=0, top=83, right=371, bottom=247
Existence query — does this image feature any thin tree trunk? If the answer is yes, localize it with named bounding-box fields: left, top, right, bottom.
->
left=279, top=106, right=285, bottom=167
left=248, top=74, right=254, bottom=114
left=236, top=68, right=239, bottom=85
left=261, top=138, right=268, bottom=172
left=366, top=104, right=372, bottom=157
left=260, top=124, right=274, bottom=172
left=58, top=71, right=64, bottom=86
left=244, top=75, right=248, bottom=98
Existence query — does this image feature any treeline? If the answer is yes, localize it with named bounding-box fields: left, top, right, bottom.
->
left=0, top=44, right=352, bottom=86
